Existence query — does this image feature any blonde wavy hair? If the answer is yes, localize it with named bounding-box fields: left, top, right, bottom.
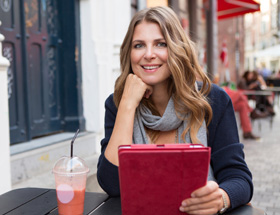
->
left=114, top=6, right=213, bottom=143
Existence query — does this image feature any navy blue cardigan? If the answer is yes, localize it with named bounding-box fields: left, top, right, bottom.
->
left=97, top=84, right=253, bottom=210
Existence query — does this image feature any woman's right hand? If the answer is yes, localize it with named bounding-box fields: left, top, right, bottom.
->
left=120, top=74, right=153, bottom=109
left=104, top=74, right=153, bottom=166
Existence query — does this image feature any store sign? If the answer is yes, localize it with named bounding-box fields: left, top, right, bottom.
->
left=1, top=0, right=11, bottom=12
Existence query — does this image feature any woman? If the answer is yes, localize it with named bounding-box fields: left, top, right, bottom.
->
left=239, top=71, right=275, bottom=116
left=97, top=6, right=253, bottom=214
left=238, top=70, right=265, bottom=91
left=214, top=74, right=267, bottom=140
left=222, top=86, right=267, bottom=139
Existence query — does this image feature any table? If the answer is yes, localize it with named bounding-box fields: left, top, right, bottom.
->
left=242, top=90, right=273, bottom=96
left=0, top=188, right=266, bottom=215
left=263, top=86, right=280, bottom=92
left=263, top=87, right=280, bottom=106
left=242, top=89, right=275, bottom=130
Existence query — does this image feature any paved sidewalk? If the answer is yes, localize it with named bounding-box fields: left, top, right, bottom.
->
left=241, top=105, right=280, bottom=215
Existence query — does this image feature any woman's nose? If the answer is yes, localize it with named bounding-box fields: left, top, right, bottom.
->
left=144, top=46, right=156, bottom=60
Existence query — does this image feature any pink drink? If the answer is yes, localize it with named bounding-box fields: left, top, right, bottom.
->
left=56, top=186, right=85, bottom=215
left=53, top=156, right=89, bottom=215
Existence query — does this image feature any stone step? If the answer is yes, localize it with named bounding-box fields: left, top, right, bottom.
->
left=11, top=132, right=104, bottom=193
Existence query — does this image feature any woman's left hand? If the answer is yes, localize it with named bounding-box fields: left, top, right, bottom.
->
left=179, top=181, right=228, bottom=214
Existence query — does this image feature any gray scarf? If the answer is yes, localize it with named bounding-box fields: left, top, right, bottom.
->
left=132, top=96, right=215, bottom=181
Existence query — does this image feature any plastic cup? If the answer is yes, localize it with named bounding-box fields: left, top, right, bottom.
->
left=53, top=156, right=89, bottom=215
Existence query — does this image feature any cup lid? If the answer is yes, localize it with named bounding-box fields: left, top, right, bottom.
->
left=52, top=156, right=89, bottom=175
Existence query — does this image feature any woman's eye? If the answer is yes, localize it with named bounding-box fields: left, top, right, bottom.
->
left=157, top=42, right=167, bottom=47
left=134, top=44, right=143, bottom=48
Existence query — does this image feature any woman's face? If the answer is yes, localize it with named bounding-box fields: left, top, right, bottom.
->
left=247, top=72, right=254, bottom=80
left=130, top=21, right=170, bottom=87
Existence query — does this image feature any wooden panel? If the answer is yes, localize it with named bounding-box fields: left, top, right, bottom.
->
left=25, top=0, right=63, bottom=138
left=0, top=188, right=108, bottom=215
left=45, top=0, right=62, bottom=124
left=0, top=0, right=28, bottom=143
left=29, top=43, right=44, bottom=123
left=6, top=189, right=57, bottom=215
left=1, top=0, right=81, bottom=144
left=0, top=188, right=49, bottom=214
left=91, top=198, right=122, bottom=215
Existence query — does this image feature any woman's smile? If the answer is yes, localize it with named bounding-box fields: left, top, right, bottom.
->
left=141, top=64, right=162, bottom=73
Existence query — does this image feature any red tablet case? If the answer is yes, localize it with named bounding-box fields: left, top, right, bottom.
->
left=118, top=144, right=211, bottom=215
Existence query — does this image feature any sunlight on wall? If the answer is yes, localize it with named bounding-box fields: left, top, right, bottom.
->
left=147, top=0, right=168, bottom=7
left=260, top=0, right=269, bottom=13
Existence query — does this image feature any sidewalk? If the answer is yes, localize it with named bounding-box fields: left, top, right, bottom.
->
left=242, top=104, right=280, bottom=215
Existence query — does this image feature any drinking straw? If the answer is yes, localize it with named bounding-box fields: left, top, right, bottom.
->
left=71, top=129, right=80, bottom=158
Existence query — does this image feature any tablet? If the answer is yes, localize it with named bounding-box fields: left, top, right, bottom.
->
left=118, top=144, right=210, bottom=215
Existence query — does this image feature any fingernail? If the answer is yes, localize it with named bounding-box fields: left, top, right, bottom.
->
left=191, top=193, right=196, bottom=198
left=179, top=206, right=184, bottom=212
left=181, top=201, right=187, bottom=207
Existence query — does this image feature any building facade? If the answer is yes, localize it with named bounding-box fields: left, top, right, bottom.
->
left=0, top=0, right=132, bottom=194
left=245, top=0, right=280, bottom=75
left=218, top=16, right=245, bottom=84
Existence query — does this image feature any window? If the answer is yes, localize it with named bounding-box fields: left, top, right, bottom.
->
left=271, top=0, right=277, bottom=29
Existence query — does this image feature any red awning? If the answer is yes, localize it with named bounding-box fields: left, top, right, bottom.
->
left=217, top=0, right=260, bottom=20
